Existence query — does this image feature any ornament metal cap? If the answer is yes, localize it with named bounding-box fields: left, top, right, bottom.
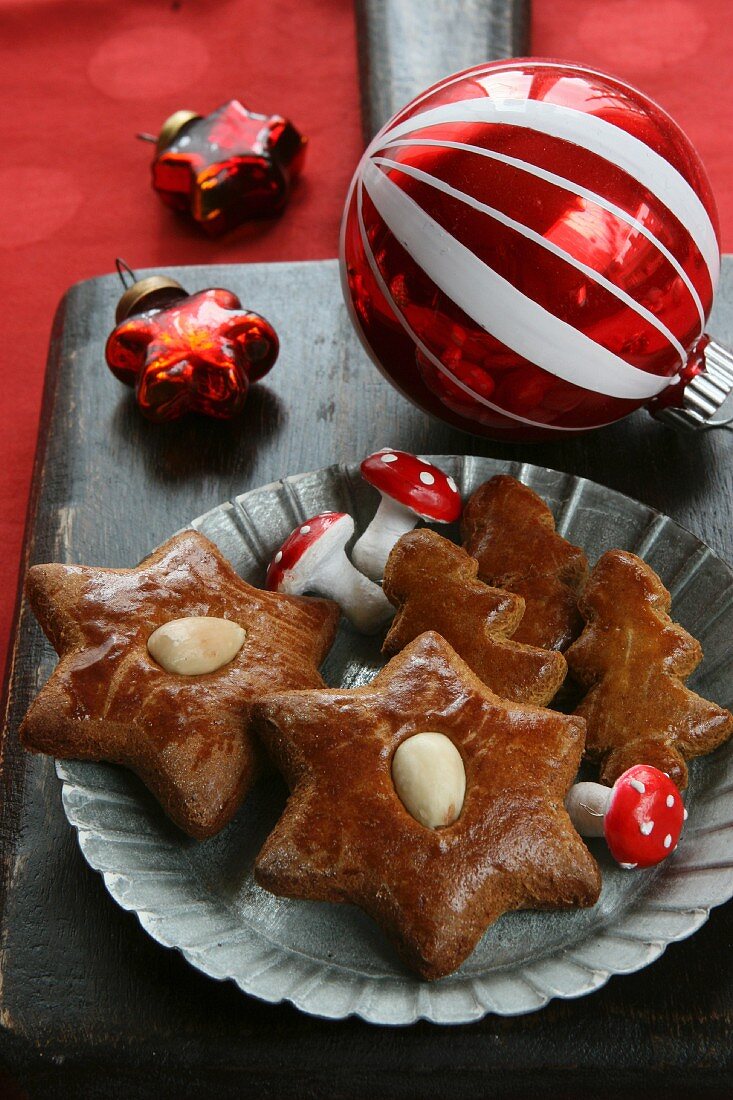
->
left=650, top=338, right=733, bottom=432
left=156, top=110, right=201, bottom=154
left=115, top=275, right=187, bottom=323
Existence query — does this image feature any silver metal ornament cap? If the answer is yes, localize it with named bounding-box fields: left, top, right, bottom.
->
left=115, top=276, right=187, bottom=323
left=156, top=110, right=201, bottom=154
left=650, top=338, right=733, bottom=431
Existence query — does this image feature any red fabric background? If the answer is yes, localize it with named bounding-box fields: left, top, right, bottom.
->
left=1, top=0, right=731, bottom=677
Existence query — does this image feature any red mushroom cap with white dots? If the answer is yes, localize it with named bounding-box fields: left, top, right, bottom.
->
left=604, top=764, right=686, bottom=868
left=360, top=450, right=462, bottom=523
left=266, top=512, right=348, bottom=591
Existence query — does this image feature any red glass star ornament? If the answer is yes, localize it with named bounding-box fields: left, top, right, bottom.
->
left=151, top=100, right=307, bottom=235
left=106, top=280, right=279, bottom=422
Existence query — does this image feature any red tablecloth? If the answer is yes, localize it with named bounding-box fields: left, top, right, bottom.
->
left=1, top=0, right=730, bottom=678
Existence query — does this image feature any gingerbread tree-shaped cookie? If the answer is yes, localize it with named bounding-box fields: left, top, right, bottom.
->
left=382, top=529, right=567, bottom=706
left=567, top=549, right=733, bottom=789
left=461, top=475, right=588, bottom=651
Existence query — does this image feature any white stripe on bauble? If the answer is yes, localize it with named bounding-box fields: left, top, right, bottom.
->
left=372, top=155, right=688, bottom=369
left=354, top=178, right=620, bottom=433
left=377, top=60, right=691, bottom=144
left=373, top=96, right=719, bottom=292
left=379, top=137, right=707, bottom=332
left=362, top=160, right=670, bottom=400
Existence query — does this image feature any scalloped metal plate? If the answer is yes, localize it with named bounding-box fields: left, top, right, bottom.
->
left=56, top=458, right=733, bottom=1024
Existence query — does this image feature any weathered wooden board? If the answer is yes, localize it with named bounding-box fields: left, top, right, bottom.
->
left=0, top=258, right=732, bottom=1098
left=354, top=0, right=531, bottom=138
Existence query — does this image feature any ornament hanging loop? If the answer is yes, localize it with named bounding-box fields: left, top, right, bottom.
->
left=112, top=264, right=187, bottom=325
left=696, top=413, right=733, bottom=431
left=115, top=258, right=137, bottom=290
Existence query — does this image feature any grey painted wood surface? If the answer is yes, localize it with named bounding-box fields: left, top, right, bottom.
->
left=0, top=257, right=732, bottom=1097
left=355, top=0, right=531, bottom=139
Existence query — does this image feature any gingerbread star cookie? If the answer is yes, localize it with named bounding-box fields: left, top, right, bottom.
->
left=567, top=549, right=733, bottom=789
left=253, top=631, right=601, bottom=980
left=20, top=530, right=339, bottom=839
left=461, top=475, right=588, bottom=651
left=382, top=529, right=567, bottom=706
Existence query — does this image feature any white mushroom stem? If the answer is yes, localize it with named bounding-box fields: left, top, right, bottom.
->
left=565, top=782, right=613, bottom=837
left=352, top=495, right=419, bottom=582
left=305, top=550, right=393, bottom=634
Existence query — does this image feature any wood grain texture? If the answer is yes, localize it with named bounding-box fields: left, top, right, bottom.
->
left=354, top=0, right=531, bottom=139
left=1, top=258, right=732, bottom=1098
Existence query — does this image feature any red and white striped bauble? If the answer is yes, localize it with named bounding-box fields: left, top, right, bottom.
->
left=340, top=59, right=720, bottom=440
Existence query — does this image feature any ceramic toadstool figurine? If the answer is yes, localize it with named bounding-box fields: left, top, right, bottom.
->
left=566, top=764, right=687, bottom=869
left=352, top=449, right=463, bottom=581
left=266, top=511, right=393, bottom=634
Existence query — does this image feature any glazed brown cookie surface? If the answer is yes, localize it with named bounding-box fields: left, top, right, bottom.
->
left=567, top=549, right=733, bottom=789
left=21, top=530, right=339, bottom=839
left=382, top=529, right=567, bottom=706
left=253, top=631, right=601, bottom=980
left=461, top=475, right=588, bottom=650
